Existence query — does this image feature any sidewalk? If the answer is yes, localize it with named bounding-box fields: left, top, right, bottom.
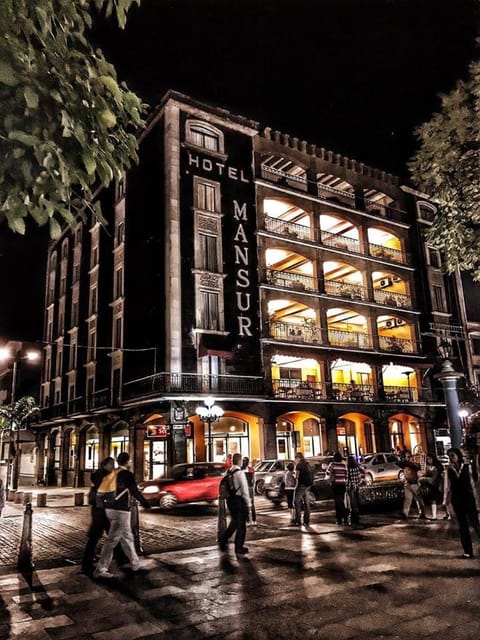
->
left=0, top=510, right=478, bottom=639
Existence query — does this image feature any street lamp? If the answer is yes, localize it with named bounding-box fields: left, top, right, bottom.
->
left=434, top=339, right=463, bottom=449
left=458, top=408, right=470, bottom=439
left=195, top=396, right=223, bottom=462
left=0, top=346, right=41, bottom=490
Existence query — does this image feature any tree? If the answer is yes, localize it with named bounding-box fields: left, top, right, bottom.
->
left=409, top=58, right=480, bottom=279
left=0, top=396, right=39, bottom=490
left=0, top=0, right=144, bottom=237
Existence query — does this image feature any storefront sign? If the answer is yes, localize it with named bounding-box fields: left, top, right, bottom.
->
left=147, top=424, right=170, bottom=438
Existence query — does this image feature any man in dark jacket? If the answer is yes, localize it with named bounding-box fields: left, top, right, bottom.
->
left=93, top=452, right=151, bottom=579
left=293, top=452, right=313, bottom=526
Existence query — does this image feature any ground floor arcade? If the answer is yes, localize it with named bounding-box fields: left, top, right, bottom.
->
left=3, top=399, right=448, bottom=489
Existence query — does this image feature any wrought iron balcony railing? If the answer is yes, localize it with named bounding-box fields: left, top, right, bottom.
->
left=122, top=372, right=265, bottom=401
left=264, top=215, right=312, bottom=241
left=328, top=329, right=371, bottom=349
left=320, top=230, right=360, bottom=253
left=378, top=336, right=418, bottom=354
left=265, top=268, right=317, bottom=292
left=269, top=320, right=322, bottom=344
left=373, top=289, right=412, bottom=309
left=364, top=199, right=406, bottom=223
left=324, top=279, right=367, bottom=301
left=317, top=183, right=356, bottom=207
left=368, top=242, right=409, bottom=264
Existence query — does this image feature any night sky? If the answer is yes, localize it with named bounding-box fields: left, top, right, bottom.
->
left=1, top=0, right=478, bottom=341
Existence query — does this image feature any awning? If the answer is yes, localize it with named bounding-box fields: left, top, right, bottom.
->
left=198, top=334, right=233, bottom=359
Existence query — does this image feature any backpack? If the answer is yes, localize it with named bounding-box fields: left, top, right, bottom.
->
left=219, top=468, right=239, bottom=499
left=95, top=469, right=128, bottom=509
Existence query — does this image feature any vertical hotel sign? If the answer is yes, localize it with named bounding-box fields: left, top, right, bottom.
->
left=186, top=139, right=258, bottom=341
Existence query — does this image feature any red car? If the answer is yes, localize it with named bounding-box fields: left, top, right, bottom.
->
left=139, top=462, right=225, bottom=510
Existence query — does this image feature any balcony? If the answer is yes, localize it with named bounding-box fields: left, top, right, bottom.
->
left=272, top=379, right=326, bottom=400
left=317, top=183, right=356, bottom=208
left=379, top=336, right=418, bottom=354
left=328, top=329, right=371, bottom=349
left=374, top=289, right=412, bottom=309
left=368, top=242, right=409, bottom=264
left=266, top=268, right=316, bottom=292
left=321, top=230, right=360, bottom=254
left=90, top=388, right=109, bottom=410
left=324, top=279, right=367, bottom=301
left=331, top=383, right=375, bottom=402
left=260, top=165, right=308, bottom=192
left=384, top=385, right=419, bottom=402
left=269, top=320, right=322, bottom=344
left=364, top=199, right=406, bottom=223
left=122, top=372, right=265, bottom=401
left=264, top=215, right=311, bottom=241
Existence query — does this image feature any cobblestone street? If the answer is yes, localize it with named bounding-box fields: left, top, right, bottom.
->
left=0, top=494, right=479, bottom=639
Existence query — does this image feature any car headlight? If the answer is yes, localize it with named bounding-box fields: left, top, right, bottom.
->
left=142, top=485, right=160, bottom=494
left=264, top=475, right=273, bottom=484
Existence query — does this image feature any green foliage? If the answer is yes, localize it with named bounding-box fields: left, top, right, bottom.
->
left=409, top=59, right=480, bottom=279
left=0, top=396, right=39, bottom=433
left=0, top=0, right=144, bottom=237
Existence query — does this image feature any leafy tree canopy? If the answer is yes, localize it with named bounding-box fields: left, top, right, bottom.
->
left=0, top=0, right=144, bottom=237
left=0, top=396, right=39, bottom=434
left=409, top=58, right=480, bottom=279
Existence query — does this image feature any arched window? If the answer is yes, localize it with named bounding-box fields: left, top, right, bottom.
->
left=186, top=120, right=224, bottom=154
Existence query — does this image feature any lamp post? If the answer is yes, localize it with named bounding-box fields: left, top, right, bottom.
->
left=402, top=370, right=412, bottom=401
left=195, top=396, right=223, bottom=462
left=434, top=340, right=463, bottom=449
left=0, top=346, right=40, bottom=491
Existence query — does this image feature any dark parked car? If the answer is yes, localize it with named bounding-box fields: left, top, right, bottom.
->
left=253, top=459, right=294, bottom=495
left=139, top=462, right=225, bottom=510
left=264, top=455, right=334, bottom=505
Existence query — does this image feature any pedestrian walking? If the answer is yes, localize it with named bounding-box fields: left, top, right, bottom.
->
left=224, top=453, right=233, bottom=469
left=419, top=453, right=444, bottom=520
left=0, top=478, right=5, bottom=517
left=93, top=452, right=151, bottom=579
left=218, top=452, right=251, bottom=555
left=346, top=455, right=364, bottom=525
left=327, top=452, right=348, bottom=525
left=446, top=447, right=480, bottom=559
left=399, top=454, right=426, bottom=519
left=293, top=452, right=314, bottom=526
left=241, top=456, right=257, bottom=526
left=283, top=462, right=297, bottom=523
left=81, top=457, right=128, bottom=576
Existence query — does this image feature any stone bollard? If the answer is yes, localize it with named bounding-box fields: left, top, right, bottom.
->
left=23, top=492, right=33, bottom=505
left=36, top=492, right=47, bottom=507
left=17, top=502, right=34, bottom=571
left=217, top=497, right=227, bottom=541
left=7, top=489, right=16, bottom=501
left=14, top=491, right=24, bottom=504
left=74, top=492, right=84, bottom=506
left=130, top=499, right=144, bottom=555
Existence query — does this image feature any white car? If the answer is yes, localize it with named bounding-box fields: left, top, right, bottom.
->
left=360, top=453, right=403, bottom=485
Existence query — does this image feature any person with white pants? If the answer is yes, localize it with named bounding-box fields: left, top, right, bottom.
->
left=94, top=452, right=151, bottom=579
